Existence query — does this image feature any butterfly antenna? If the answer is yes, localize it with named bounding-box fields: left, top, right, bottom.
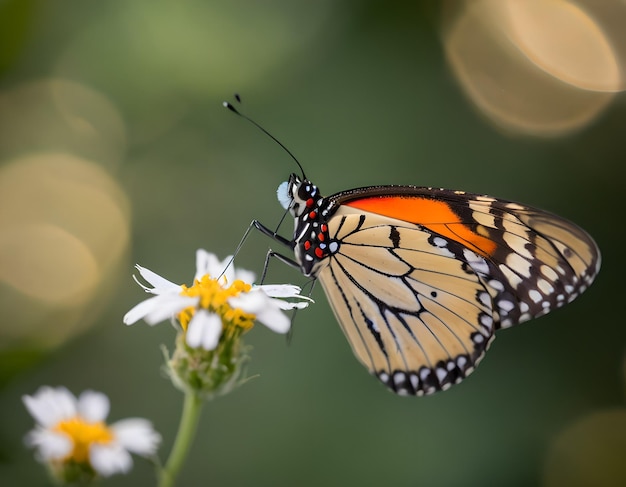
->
left=223, top=96, right=307, bottom=180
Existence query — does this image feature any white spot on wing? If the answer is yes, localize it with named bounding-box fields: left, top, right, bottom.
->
left=394, top=372, right=406, bottom=386
left=480, top=314, right=493, bottom=327
left=436, top=368, right=447, bottom=382
left=489, top=279, right=505, bottom=292
left=433, top=237, right=447, bottom=247
left=463, top=249, right=490, bottom=275
left=501, top=318, right=513, bottom=327
left=537, top=278, right=555, bottom=295
left=499, top=263, right=523, bottom=289
left=506, top=253, right=532, bottom=278
left=503, top=232, right=533, bottom=259
left=541, top=265, right=559, bottom=281
left=479, top=292, right=491, bottom=307
left=471, top=208, right=496, bottom=228
left=432, top=237, right=455, bottom=257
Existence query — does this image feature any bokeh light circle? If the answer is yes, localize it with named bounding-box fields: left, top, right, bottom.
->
left=0, top=153, right=130, bottom=349
left=442, top=0, right=623, bottom=136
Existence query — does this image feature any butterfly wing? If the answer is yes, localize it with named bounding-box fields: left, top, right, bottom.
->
left=315, top=187, right=600, bottom=395
left=317, top=209, right=496, bottom=395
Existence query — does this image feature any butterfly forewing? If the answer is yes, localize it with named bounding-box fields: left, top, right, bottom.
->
left=339, top=187, right=600, bottom=329
left=432, top=191, right=599, bottom=326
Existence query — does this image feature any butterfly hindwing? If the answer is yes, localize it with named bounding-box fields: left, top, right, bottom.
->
left=317, top=207, right=497, bottom=395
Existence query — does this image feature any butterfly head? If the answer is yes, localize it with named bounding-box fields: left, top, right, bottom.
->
left=277, top=173, right=337, bottom=277
left=277, top=173, right=322, bottom=218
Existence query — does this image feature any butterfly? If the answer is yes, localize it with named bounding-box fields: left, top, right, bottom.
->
left=257, top=173, right=602, bottom=396
left=224, top=101, right=601, bottom=396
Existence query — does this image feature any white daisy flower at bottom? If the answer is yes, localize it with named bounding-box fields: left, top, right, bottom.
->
left=23, top=386, right=160, bottom=481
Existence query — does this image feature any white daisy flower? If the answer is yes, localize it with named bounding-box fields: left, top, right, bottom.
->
left=123, top=249, right=312, bottom=350
left=23, top=386, right=161, bottom=478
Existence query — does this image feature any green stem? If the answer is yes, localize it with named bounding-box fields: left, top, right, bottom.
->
left=158, top=391, right=203, bottom=487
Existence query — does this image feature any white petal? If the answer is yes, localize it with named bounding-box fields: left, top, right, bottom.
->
left=270, top=298, right=311, bottom=310
left=134, top=264, right=179, bottom=293
left=111, top=418, right=161, bottom=456
left=256, top=284, right=302, bottom=297
left=233, top=268, right=256, bottom=286
left=218, top=255, right=236, bottom=284
left=194, top=249, right=214, bottom=281
left=255, top=305, right=291, bottom=334
left=194, top=251, right=256, bottom=287
left=90, top=443, right=133, bottom=477
left=143, top=295, right=198, bottom=325
left=255, top=284, right=313, bottom=309
left=228, top=290, right=266, bottom=314
left=125, top=294, right=197, bottom=326
left=77, top=390, right=109, bottom=423
left=194, top=249, right=209, bottom=281
left=195, top=250, right=227, bottom=281
left=185, top=310, right=222, bottom=350
left=255, top=285, right=313, bottom=307
left=23, top=386, right=77, bottom=427
left=123, top=294, right=177, bottom=325
left=25, top=428, right=72, bottom=460
left=229, top=291, right=291, bottom=334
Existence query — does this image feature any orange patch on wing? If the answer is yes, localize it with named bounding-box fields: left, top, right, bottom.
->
left=345, top=196, right=496, bottom=257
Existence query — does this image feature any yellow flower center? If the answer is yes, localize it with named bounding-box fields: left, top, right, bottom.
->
left=178, top=275, right=255, bottom=332
left=54, top=417, right=114, bottom=464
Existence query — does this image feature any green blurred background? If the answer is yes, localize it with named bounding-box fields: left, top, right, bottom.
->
left=1, top=1, right=625, bottom=485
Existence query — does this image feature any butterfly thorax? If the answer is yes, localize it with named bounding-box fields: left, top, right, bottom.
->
left=284, top=174, right=340, bottom=277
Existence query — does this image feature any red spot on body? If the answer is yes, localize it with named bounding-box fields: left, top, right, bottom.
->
left=309, top=211, right=317, bottom=219
left=306, top=198, right=314, bottom=207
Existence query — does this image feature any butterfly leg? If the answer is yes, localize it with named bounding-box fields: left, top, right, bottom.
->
left=222, top=219, right=291, bottom=271
left=259, top=248, right=301, bottom=284
left=254, top=222, right=317, bottom=342
left=252, top=221, right=315, bottom=340
left=251, top=220, right=293, bottom=249
left=230, top=220, right=306, bottom=284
